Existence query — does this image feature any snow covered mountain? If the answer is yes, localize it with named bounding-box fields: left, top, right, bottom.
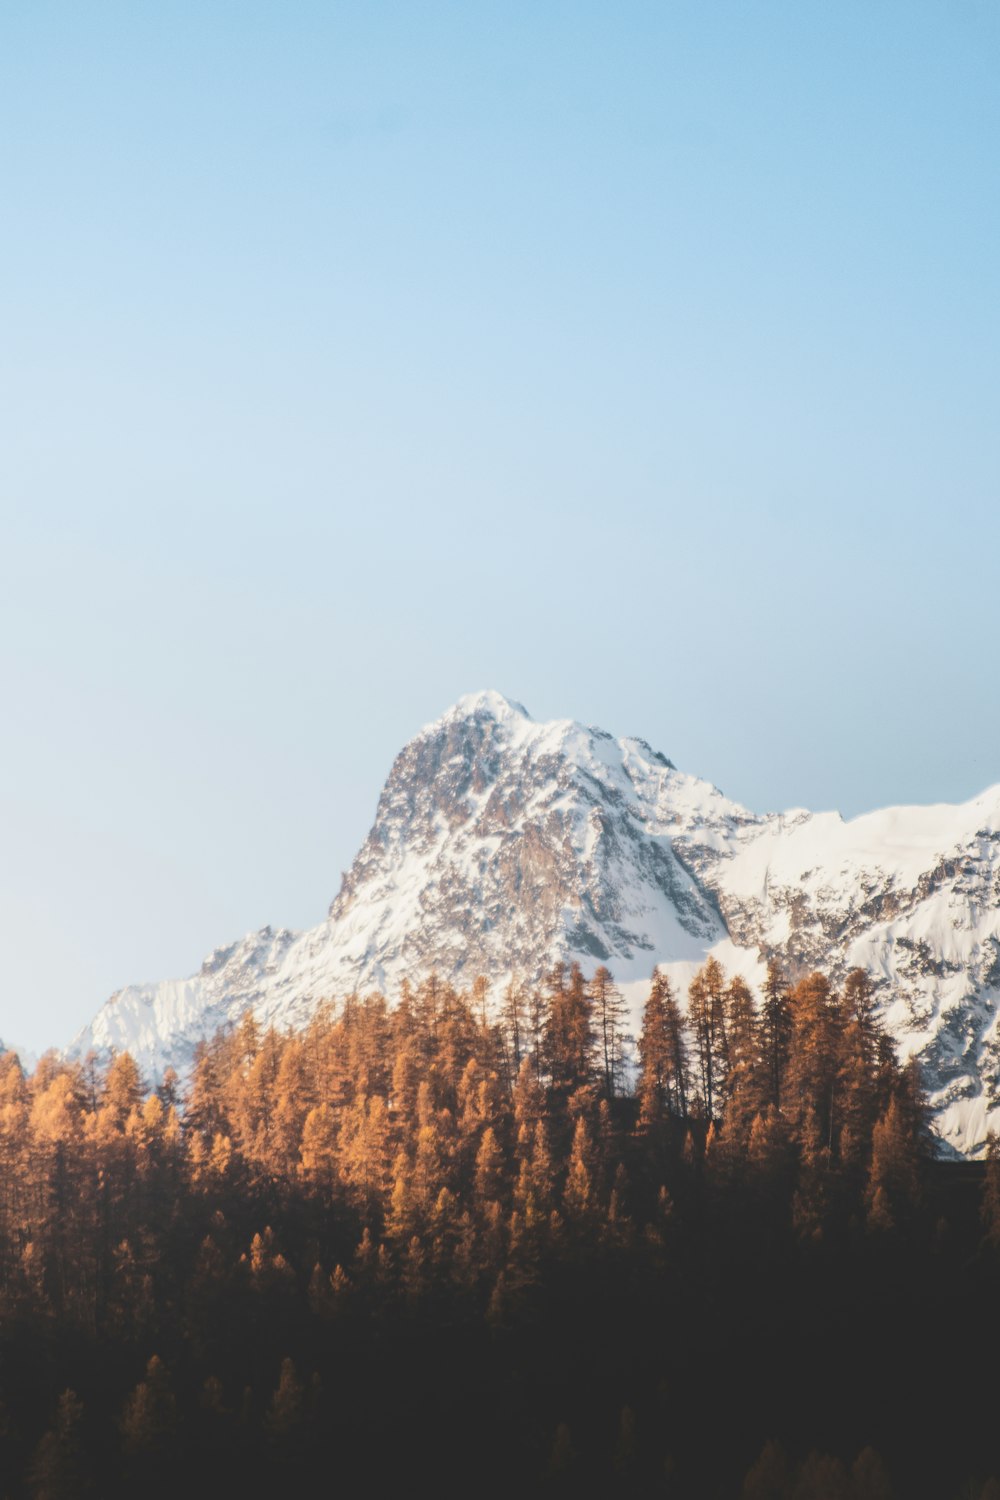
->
left=71, top=690, right=1000, bottom=1156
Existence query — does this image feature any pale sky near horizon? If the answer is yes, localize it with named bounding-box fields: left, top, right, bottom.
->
left=1, top=1, right=999, bottom=1052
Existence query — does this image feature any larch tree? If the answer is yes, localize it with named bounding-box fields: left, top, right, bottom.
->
left=102, top=1053, right=143, bottom=1129
left=589, top=965, right=629, bottom=1100
left=851, top=1446, right=894, bottom=1500
left=720, top=974, right=762, bottom=1142
left=265, top=1357, right=306, bottom=1449
left=562, top=1115, right=596, bottom=1228
left=742, top=1439, right=792, bottom=1500
left=499, top=979, right=526, bottom=1088
left=688, top=957, right=729, bottom=1119
left=637, top=971, right=674, bottom=1126
left=866, top=1094, right=922, bottom=1231
left=544, top=962, right=595, bottom=1095
left=28, top=1388, right=90, bottom=1500
left=784, top=972, right=841, bottom=1145
left=841, top=967, right=883, bottom=1070
left=299, top=1103, right=338, bottom=1191
left=120, top=1355, right=177, bottom=1471
left=982, top=1132, right=1000, bottom=1249
left=473, top=1125, right=504, bottom=1209
left=760, top=958, right=793, bottom=1110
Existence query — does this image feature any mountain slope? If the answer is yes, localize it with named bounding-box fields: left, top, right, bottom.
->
left=71, top=691, right=1000, bottom=1155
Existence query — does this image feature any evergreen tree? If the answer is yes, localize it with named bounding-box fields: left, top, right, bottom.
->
left=473, top=1126, right=504, bottom=1208
left=851, top=1446, right=894, bottom=1500
left=156, top=1066, right=180, bottom=1109
left=512, top=1055, right=545, bottom=1134
left=299, top=1103, right=338, bottom=1189
left=866, top=1095, right=922, bottom=1231
left=102, top=1052, right=144, bottom=1127
left=792, top=1451, right=850, bottom=1500
left=546, top=1422, right=577, bottom=1481
left=339, top=1093, right=393, bottom=1220
left=589, top=966, right=629, bottom=1100
left=792, top=1106, right=832, bottom=1241
left=544, top=962, right=595, bottom=1094
left=721, top=974, right=762, bottom=1141
left=265, top=1357, right=305, bottom=1443
left=784, top=972, right=840, bottom=1145
left=525, top=985, right=549, bottom=1087
left=742, top=1439, right=792, bottom=1500
left=187, top=1039, right=228, bottom=1140
left=982, top=1132, right=1000, bottom=1249
left=613, top=1405, right=638, bottom=1478
left=120, top=1355, right=178, bottom=1489
left=746, top=1105, right=794, bottom=1216
left=562, top=1116, right=596, bottom=1229
left=27, top=1390, right=90, bottom=1500
left=688, top=957, right=728, bottom=1118
left=842, top=968, right=881, bottom=1059
left=637, top=971, right=688, bottom=1124
left=760, top=959, right=793, bottom=1109
left=835, top=1016, right=879, bottom=1175
left=499, top=979, right=526, bottom=1088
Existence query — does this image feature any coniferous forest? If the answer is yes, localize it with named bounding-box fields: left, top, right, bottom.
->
left=2, top=959, right=1000, bottom=1498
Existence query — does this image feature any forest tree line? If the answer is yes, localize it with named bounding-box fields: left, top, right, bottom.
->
left=1, top=958, right=999, bottom=1497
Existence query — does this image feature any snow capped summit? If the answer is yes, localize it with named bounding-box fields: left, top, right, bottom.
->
left=440, top=689, right=532, bottom=724
left=70, top=693, right=1000, bottom=1156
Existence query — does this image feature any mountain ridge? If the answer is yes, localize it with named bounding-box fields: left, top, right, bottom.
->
left=69, top=691, right=1000, bottom=1156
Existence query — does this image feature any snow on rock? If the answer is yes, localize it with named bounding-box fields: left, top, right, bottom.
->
left=70, top=692, right=1000, bottom=1156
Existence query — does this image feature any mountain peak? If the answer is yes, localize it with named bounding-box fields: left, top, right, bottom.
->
left=440, top=689, right=532, bottom=724
left=69, top=696, right=1000, bottom=1158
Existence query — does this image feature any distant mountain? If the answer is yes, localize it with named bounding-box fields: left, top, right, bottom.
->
left=71, top=690, right=1000, bottom=1155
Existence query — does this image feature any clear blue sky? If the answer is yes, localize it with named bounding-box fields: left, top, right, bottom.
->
left=2, top=1, right=998, bottom=1051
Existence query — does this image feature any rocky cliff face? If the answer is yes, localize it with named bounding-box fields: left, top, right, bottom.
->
left=72, top=690, right=1000, bottom=1155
